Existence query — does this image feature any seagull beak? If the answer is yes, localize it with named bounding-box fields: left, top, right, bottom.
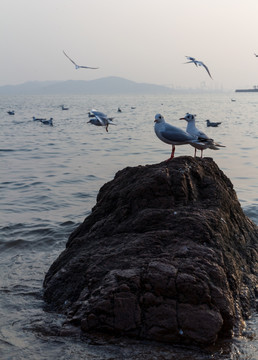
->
left=179, top=117, right=185, bottom=120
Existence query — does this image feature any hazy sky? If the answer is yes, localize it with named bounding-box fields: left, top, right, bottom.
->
left=1, top=0, right=258, bottom=90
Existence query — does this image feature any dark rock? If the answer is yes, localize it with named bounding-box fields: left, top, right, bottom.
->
left=43, top=156, right=258, bottom=346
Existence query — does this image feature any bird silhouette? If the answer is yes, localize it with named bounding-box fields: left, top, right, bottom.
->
left=63, top=51, right=99, bottom=70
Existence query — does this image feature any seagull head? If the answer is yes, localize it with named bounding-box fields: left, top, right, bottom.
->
left=179, top=113, right=196, bottom=123
left=154, top=113, right=165, bottom=123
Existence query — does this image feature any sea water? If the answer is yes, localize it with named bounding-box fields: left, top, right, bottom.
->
left=0, top=92, right=257, bottom=359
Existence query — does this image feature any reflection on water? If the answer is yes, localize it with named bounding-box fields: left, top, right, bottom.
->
left=0, top=93, right=257, bottom=359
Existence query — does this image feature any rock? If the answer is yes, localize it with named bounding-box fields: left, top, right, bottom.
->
left=43, top=156, right=258, bottom=346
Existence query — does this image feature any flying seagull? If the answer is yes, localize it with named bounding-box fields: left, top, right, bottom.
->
left=180, top=113, right=225, bottom=157
left=87, top=109, right=116, bottom=132
left=63, top=51, right=99, bottom=70
left=185, top=56, right=212, bottom=79
left=254, top=53, right=258, bottom=57
left=154, top=113, right=208, bottom=160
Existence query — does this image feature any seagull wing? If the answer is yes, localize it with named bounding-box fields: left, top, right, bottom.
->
left=161, top=123, right=195, bottom=143
left=184, top=60, right=197, bottom=65
left=196, top=129, right=209, bottom=139
left=91, top=110, right=108, bottom=119
left=63, top=51, right=78, bottom=66
left=198, top=61, right=212, bottom=79
left=78, top=65, right=99, bottom=70
left=185, top=56, right=198, bottom=66
left=94, top=115, right=105, bottom=126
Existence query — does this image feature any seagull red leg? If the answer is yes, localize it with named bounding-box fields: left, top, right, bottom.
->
left=167, top=145, right=175, bottom=160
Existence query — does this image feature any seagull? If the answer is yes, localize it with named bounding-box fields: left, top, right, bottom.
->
left=206, top=119, right=221, bottom=127
left=87, top=109, right=115, bottom=132
left=254, top=53, right=258, bottom=57
left=185, top=56, right=212, bottom=79
left=63, top=51, right=99, bottom=70
left=40, top=118, right=53, bottom=126
left=154, top=113, right=207, bottom=160
left=180, top=113, right=225, bottom=157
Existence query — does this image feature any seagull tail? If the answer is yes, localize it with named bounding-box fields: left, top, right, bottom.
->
left=208, top=145, right=220, bottom=150
left=214, top=143, right=226, bottom=148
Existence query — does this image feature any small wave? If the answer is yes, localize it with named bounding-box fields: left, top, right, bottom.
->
left=0, top=238, right=31, bottom=251
left=244, top=205, right=258, bottom=224
left=56, top=178, right=85, bottom=185
left=1, top=223, right=26, bottom=232
left=60, top=220, right=76, bottom=227
left=73, top=192, right=92, bottom=199
left=30, top=181, right=44, bottom=186
left=0, top=148, right=32, bottom=152
left=1, top=181, right=15, bottom=185
left=0, top=148, right=15, bottom=152
left=86, top=174, right=102, bottom=180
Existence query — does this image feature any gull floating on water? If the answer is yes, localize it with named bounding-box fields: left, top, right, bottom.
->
left=87, top=109, right=115, bottom=132
left=185, top=56, right=212, bottom=79
left=40, top=118, right=53, bottom=126
left=180, top=113, right=225, bottom=157
left=206, top=119, right=221, bottom=127
left=154, top=113, right=208, bottom=160
left=63, top=51, right=99, bottom=70
left=33, top=117, right=53, bottom=126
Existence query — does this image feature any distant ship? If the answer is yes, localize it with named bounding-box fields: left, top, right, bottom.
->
left=235, top=85, right=258, bottom=92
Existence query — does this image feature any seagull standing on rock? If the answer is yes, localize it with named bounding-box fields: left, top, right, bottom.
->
left=180, top=113, right=225, bottom=157
left=154, top=113, right=208, bottom=160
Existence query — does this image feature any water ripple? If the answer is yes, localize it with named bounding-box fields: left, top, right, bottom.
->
left=0, top=93, right=257, bottom=359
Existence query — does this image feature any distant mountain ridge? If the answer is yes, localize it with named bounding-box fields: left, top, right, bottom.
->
left=0, top=77, right=173, bottom=95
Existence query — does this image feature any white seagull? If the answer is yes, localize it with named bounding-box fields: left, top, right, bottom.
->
left=63, top=51, right=99, bottom=70
left=185, top=56, right=212, bottom=79
left=87, top=109, right=115, bottom=132
left=180, top=113, right=225, bottom=157
left=154, top=113, right=207, bottom=160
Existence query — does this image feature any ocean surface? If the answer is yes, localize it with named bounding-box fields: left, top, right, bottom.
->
left=0, top=92, right=257, bottom=360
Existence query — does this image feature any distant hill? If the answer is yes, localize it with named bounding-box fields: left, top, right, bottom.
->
left=0, top=77, right=173, bottom=95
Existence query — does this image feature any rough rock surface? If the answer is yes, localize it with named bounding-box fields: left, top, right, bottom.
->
left=43, top=156, right=258, bottom=345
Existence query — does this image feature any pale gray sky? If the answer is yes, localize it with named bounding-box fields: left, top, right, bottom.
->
left=1, top=0, right=258, bottom=90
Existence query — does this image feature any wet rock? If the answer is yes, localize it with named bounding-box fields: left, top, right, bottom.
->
left=43, top=156, right=258, bottom=346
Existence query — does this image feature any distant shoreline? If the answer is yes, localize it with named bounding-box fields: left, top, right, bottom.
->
left=0, top=77, right=230, bottom=95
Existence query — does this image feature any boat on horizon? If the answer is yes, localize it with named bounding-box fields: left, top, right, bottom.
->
left=235, top=85, right=258, bottom=92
